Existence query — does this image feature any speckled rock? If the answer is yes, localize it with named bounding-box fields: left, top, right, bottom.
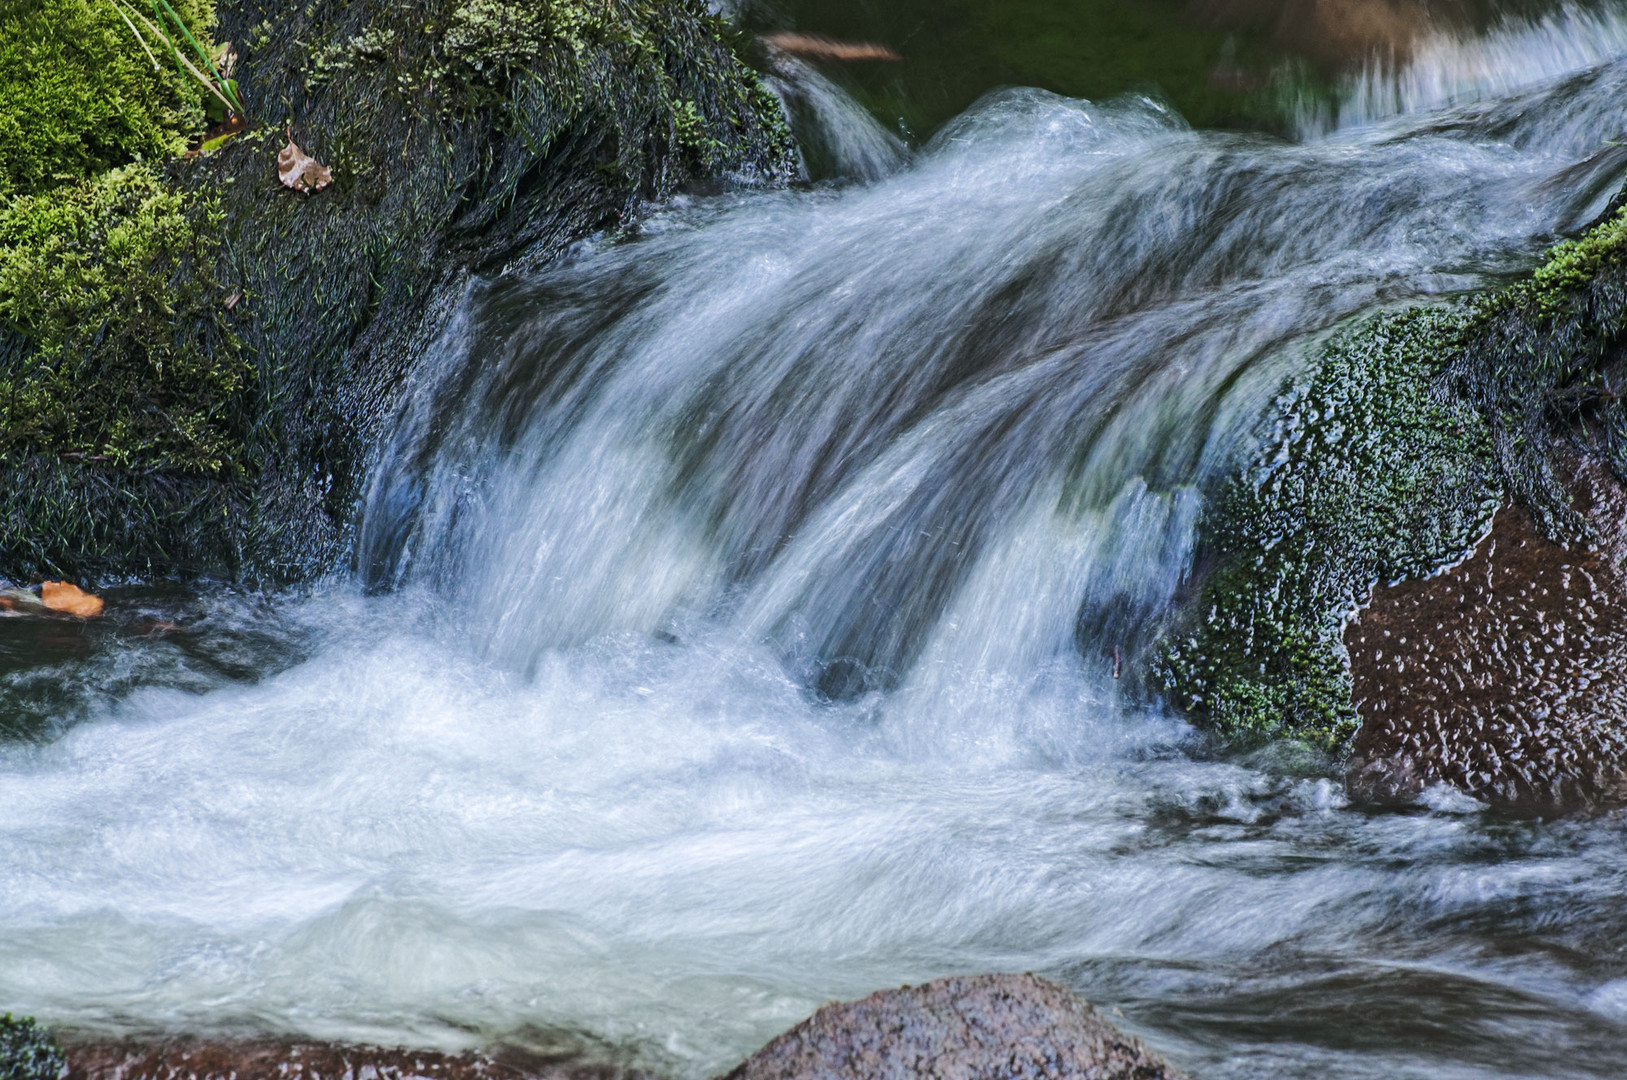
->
left=1346, top=457, right=1627, bottom=811
left=721, top=974, right=1185, bottom=1080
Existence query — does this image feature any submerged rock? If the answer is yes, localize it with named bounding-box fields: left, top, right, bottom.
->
left=722, top=974, right=1185, bottom=1080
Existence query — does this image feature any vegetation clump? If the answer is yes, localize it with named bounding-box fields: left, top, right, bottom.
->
left=1, top=0, right=794, bottom=584
left=0, top=1014, right=65, bottom=1080
left=0, top=164, right=250, bottom=475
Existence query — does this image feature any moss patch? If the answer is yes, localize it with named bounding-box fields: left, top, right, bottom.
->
left=0, top=164, right=251, bottom=476
left=0, top=0, right=793, bottom=585
left=0, top=0, right=215, bottom=198
left=1157, top=307, right=1502, bottom=748
left=1445, top=201, right=1627, bottom=538
left=0, top=1015, right=65, bottom=1080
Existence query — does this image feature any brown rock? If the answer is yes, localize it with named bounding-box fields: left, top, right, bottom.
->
left=721, top=974, right=1185, bottom=1080
left=1345, top=457, right=1627, bottom=811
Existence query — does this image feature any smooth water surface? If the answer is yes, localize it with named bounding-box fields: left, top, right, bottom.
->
left=5, top=7, right=1627, bottom=1080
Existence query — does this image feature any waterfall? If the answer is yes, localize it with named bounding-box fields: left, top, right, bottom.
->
left=5, top=20, right=1627, bottom=1080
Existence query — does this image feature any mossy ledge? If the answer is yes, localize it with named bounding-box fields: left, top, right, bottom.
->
left=1157, top=189, right=1627, bottom=751
left=1, top=0, right=795, bottom=584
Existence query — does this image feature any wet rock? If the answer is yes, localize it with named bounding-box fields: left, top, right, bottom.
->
left=722, top=973, right=1185, bottom=1080
left=1347, top=457, right=1627, bottom=811
left=64, top=1039, right=650, bottom=1080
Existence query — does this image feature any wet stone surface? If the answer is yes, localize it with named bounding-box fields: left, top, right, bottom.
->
left=723, top=973, right=1185, bottom=1080
left=1346, top=459, right=1627, bottom=811
left=63, top=1041, right=649, bottom=1080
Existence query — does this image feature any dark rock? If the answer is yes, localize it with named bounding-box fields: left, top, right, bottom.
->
left=1157, top=181, right=1627, bottom=810
left=1347, top=456, right=1627, bottom=811
left=721, top=974, right=1186, bottom=1080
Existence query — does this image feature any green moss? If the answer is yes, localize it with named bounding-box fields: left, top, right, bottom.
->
left=0, top=164, right=251, bottom=477
left=0, top=0, right=216, bottom=199
left=1446, top=200, right=1627, bottom=532
left=0, top=1014, right=64, bottom=1080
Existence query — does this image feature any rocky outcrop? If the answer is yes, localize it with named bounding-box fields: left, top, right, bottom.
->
left=1158, top=184, right=1627, bottom=810
left=722, top=974, right=1185, bottom=1080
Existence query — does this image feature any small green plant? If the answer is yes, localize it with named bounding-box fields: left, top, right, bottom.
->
left=108, top=0, right=242, bottom=122
left=0, top=1014, right=65, bottom=1080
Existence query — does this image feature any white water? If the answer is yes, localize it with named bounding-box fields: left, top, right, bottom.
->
left=1304, top=2, right=1627, bottom=136
left=6, top=21, right=1627, bottom=1080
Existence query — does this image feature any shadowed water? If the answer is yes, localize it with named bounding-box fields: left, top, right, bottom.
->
left=4, top=17, right=1627, bottom=1080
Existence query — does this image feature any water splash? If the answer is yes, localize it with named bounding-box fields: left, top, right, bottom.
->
left=764, top=51, right=909, bottom=182
left=1301, top=2, right=1627, bottom=137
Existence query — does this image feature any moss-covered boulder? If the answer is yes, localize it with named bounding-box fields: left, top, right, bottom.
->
left=1159, top=191, right=1627, bottom=798
left=0, top=0, right=794, bottom=584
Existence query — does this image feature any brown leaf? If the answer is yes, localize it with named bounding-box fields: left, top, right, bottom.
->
left=41, top=581, right=105, bottom=618
left=277, top=133, right=333, bottom=194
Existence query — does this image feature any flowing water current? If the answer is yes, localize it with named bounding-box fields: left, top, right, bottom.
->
left=6, top=10, right=1627, bottom=1079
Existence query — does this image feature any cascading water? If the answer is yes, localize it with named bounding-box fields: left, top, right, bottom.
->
left=1301, top=1, right=1627, bottom=136
left=5, top=13, right=1627, bottom=1080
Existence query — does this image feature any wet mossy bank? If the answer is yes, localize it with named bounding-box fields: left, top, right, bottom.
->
left=1, top=0, right=794, bottom=584
left=1157, top=186, right=1627, bottom=807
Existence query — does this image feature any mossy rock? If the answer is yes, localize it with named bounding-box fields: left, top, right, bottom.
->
left=0, top=0, right=795, bottom=584
left=1159, top=195, right=1627, bottom=750
left=0, top=1015, right=65, bottom=1080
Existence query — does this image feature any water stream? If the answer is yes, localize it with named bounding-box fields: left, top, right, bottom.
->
left=5, top=6, right=1627, bottom=1079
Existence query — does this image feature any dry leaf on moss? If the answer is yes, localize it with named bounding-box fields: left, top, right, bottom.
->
left=277, top=132, right=332, bottom=194
left=41, top=581, right=105, bottom=618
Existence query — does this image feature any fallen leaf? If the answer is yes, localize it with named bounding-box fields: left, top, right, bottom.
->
left=278, top=131, right=333, bottom=194
left=761, top=33, right=902, bottom=62
left=41, top=581, right=105, bottom=618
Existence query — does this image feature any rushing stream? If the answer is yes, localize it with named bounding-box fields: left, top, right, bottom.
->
left=6, top=5, right=1627, bottom=1079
